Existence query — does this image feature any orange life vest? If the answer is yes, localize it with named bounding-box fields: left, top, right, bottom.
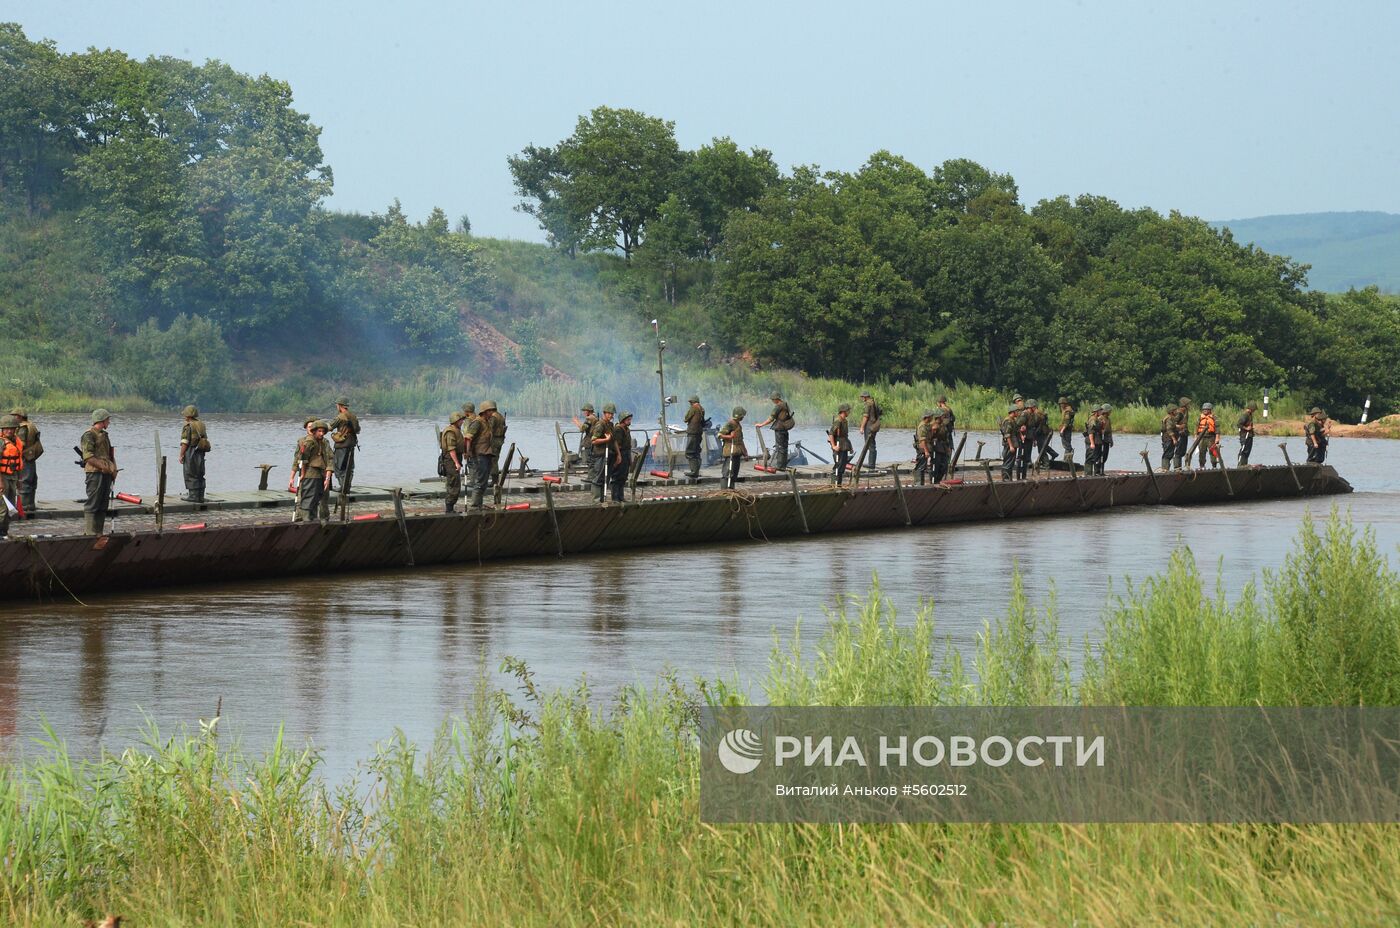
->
left=1196, top=413, right=1217, bottom=435
left=0, top=436, right=23, bottom=475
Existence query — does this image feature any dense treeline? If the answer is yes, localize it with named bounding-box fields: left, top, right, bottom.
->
left=4, top=24, right=1399, bottom=419
left=511, top=111, right=1400, bottom=420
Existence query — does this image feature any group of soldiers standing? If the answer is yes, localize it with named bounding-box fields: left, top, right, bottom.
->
left=565, top=402, right=635, bottom=501
left=292, top=398, right=362, bottom=522
left=439, top=400, right=509, bottom=511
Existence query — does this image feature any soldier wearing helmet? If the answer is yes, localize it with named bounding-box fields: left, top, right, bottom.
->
left=610, top=411, right=634, bottom=502
left=1000, top=404, right=1020, bottom=481
left=294, top=418, right=333, bottom=524
left=328, top=396, right=361, bottom=497
left=587, top=403, right=617, bottom=503
left=440, top=409, right=467, bottom=512
left=857, top=391, right=882, bottom=468
left=1172, top=397, right=1192, bottom=469
left=10, top=407, right=41, bottom=519
left=1097, top=404, right=1114, bottom=474
left=179, top=404, right=210, bottom=503
left=913, top=410, right=935, bottom=485
left=1195, top=403, right=1221, bottom=469
left=755, top=391, right=794, bottom=471
left=465, top=401, right=500, bottom=509
left=572, top=402, right=599, bottom=485
left=1236, top=402, right=1257, bottom=466
left=1056, top=396, right=1075, bottom=461
left=829, top=404, right=853, bottom=486
left=1305, top=407, right=1330, bottom=464
left=79, top=409, right=117, bottom=535
left=0, top=415, right=22, bottom=537
left=718, top=407, right=747, bottom=490
left=682, top=395, right=705, bottom=482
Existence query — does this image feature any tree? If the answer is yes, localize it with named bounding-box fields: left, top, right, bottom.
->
left=508, top=106, right=685, bottom=258
left=1315, top=288, right=1400, bottom=419
left=676, top=137, right=779, bottom=255
left=636, top=193, right=703, bottom=304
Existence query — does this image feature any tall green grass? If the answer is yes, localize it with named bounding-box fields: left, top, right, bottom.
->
left=4, top=513, right=1399, bottom=925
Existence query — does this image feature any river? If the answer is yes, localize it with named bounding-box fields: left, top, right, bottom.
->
left=2, top=412, right=1395, bottom=781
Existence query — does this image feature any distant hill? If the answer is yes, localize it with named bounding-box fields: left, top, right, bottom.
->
left=1211, top=211, right=1400, bottom=293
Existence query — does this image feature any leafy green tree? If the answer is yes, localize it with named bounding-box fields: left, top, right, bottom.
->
left=118, top=314, right=238, bottom=407
left=636, top=193, right=704, bottom=304
left=508, top=106, right=685, bottom=257
left=0, top=24, right=82, bottom=213
left=1315, top=288, right=1400, bottom=419
left=676, top=137, right=779, bottom=255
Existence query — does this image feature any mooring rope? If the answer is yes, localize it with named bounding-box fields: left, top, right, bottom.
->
left=718, top=487, right=770, bottom=542
left=23, top=536, right=89, bottom=607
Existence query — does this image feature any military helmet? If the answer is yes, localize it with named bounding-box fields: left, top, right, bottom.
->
left=1245, top=402, right=1257, bottom=410
left=91, top=408, right=111, bottom=424
left=838, top=403, right=851, bottom=413
left=182, top=404, right=198, bottom=418
left=1179, top=396, right=1191, bottom=406
left=859, top=390, right=871, bottom=398
left=770, top=392, right=782, bottom=401
left=937, top=394, right=948, bottom=404
left=602, top=402, right=616, bottom=414
left=1007, top=405, right=1018, bottom=414
left=10, top=407, right=26, bottom=418
left=449, top=410, right=466, bottom=425
left=1058, top=396, right=1070, bottom=405
left=0, top=415, right=17, bottom=429
left=462, top=402, right=476, bottom=414
left=732, top=406, right=747, bottom=418
left=303, top=414, right=318, bottom=427
left=479, top=400, right=497, bottom=413
left=312, top=419, right=330, bottom=431
left=581, top=402, right=595, bottom=413
left=1201, top=402, right=1213, bottom=411
left=620, top=410, right=633, bottom=421
left=1309, top=406, right=1323, bottom=415
left=1012, top=394, right=1024, bottom=402
left=335, top=396, right=350, bottom=407
left=1091, top=404, right=1103, bottom=412
left=1102, top=404, right=1113, bottom=412
left=687, top=395, right=700, bottom=404
left=922, top=409, right=935, bottom=419
left=1027, top=398, right=1039, bottom=407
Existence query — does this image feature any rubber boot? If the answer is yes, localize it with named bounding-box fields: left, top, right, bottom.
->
left=83, top=513, right=99, bottom=535
left=445, top=500, right=455, bottom=513
left=471, top=488, right=485, bottom=509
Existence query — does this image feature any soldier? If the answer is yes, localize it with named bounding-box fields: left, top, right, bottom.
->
left=717, top=407, right=747, bottom=490
left=936, top=395, right=956, bottom=447
left=572, top=402, right=597, bottom=483
left=930, top=407, right=952, bottom=484
left=1196, top=402, right=1221, bottom=469
left=913, top=410, right=934, bottom=485
left=0, top=415, right=22, bottom=537
left=488, top=400, right=508, bottom=482
left=1098, top=404, right=1114, bottom=473
left=1173, top=397, right=1192, bottom=470
left=611, top=411, right=634, bottom=501
left=1000, top=405, right=1019, bottom=480
left=329, top=397, right=361, bottom=495
left=294, top=420, right=333, bottom=524
left=1082, top=404, right=1102, bottom=475
left=178, top=405, right=210, bottom=503
left=588, top=404, right=617, bottom=502
left=1019, top=399, right=1045, bottom=476
left=683, top=395, right=705, bottom=481
left=1057, top=397, right=1075, bottom=459
left=1159, top=401, right=1179, bottom=471
left=79, top=409, right=117, bottom=535
left=755, top=392, right=794, bottom=470
left=10, top=407, right=41, bottom=518
left=464, top=401, right=500, bottom=509
left=440, top=410, right=466, bottom=512
left=1305, top=407, right=1329, bottom=463
left=829, top=404, right=853, bottom=485
left=1237, top=402, right=1257, bottom=465
left=857, top=391, right=882, bottom=467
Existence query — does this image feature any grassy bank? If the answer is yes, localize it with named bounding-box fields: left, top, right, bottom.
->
left=4, top=514, right=1399, bottom=925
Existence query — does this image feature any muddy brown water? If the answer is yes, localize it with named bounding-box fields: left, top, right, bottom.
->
left=2, top=414, right=1396, bottom=782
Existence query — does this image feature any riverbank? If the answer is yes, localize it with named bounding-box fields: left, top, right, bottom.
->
left=4, top=514, right=1399, bottom=926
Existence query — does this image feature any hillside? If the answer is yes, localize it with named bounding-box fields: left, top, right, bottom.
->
left=1212, top=211, right=1400, bottom=293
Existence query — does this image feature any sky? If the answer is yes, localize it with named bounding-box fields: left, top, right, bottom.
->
left=8, top=0, right=1399, bottom=240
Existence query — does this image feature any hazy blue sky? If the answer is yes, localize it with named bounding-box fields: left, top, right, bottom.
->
left=9, top=0, right=1398, bottom=239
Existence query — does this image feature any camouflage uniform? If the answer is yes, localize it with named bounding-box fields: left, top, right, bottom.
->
left=611, top=413, right=633, bottom=502
left=1159, top=405, right=1179, bottom=471
left=295, top=421, right=333, bottom=523
left=1098, top=404, right=1114, bottom=473
left=329, top=398, right=361, bottom=494
left=683, top=397, right=705, bottom=480
left=930, top=413, right=952, bottom=484
left=79, top=410, right=116, bottom=535
left=1305, top=408, right=1329, bottom=464
left=465, top=403, right=499, bottom=508
left=440, top=412, right=466, bottom=512
left=829, top=406, right=853, bottom=486
left=1057, top=398, right=1075, bottom=458
left=858, top=393, right=881, bottom=467
left=1236, top=405, right=1256, bottom=465
left=11, top=408, right=41, bottom=518
left=913, top=413, right=934, bottom=485
left=760, top=394, right=793, bottom=470
left=1172, top=398, right=1191, bottom=469
left=1087, top=407, right=1108, bottom=476
left=717, top=407, right=747, bottom=490
left=588, top=406, right=617, bottom=502
left=999, top=407, right=1019, bottom=480
left=179, top=405, right=209, bottom=503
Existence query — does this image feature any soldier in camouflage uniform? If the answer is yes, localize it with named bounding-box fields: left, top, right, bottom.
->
left=79, top=409, right=117, bottom=535
left=1236, top=402, right=1257, bottom=465
left=717, top=407, right=747, bottom=490
left=329, top=397, right=361, bottom=495
left=683, top=395, right=705, bottom=481
left=488, top=401, right=508, bottom=481
left=913, top=410, right=934, bottom=485
left=930, top=408, right=952, bottom=484
left=937, top=395, right=956, bottom=448
left=178, top=405, right=210, bottom=503
left=572, top=402, right=597, bottom=484
left=10, top=407, right=41, bottom=518
left=464, top=401, right=500, bottom=509
left=294, top=420, right=334, bottom=524
left=858, top=391, right=882, bottom=467
left=1086, top=405, right=1108, bottom=475
left=611, top=411, right=634, bottom=502
left=1019, top=399, right=1045, bottom=476
left=1305, top=407, right=1329, bottom=463
left=756, top=392, right=794, bottom=470
left=1000, top=405, right=1019, bottom=481
left=1159, top=401, right=1179, bottom=471
left=829, top=403, right=853, bottom=485
left=1082, top=404, right=1102, bottom=475
left=1195, top=402, right=1221, bottom=469
left=1098, top=403, right=1114, bottom=473
left=1172, top=397, right=1192, bottom=470
left=1056, top=397, right=1075, bottom=459
left=440, top=410, right=466, bottom=512
left=587, top=404, right=617, bottom=502
left=0, top=415, right=22, bottom=537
